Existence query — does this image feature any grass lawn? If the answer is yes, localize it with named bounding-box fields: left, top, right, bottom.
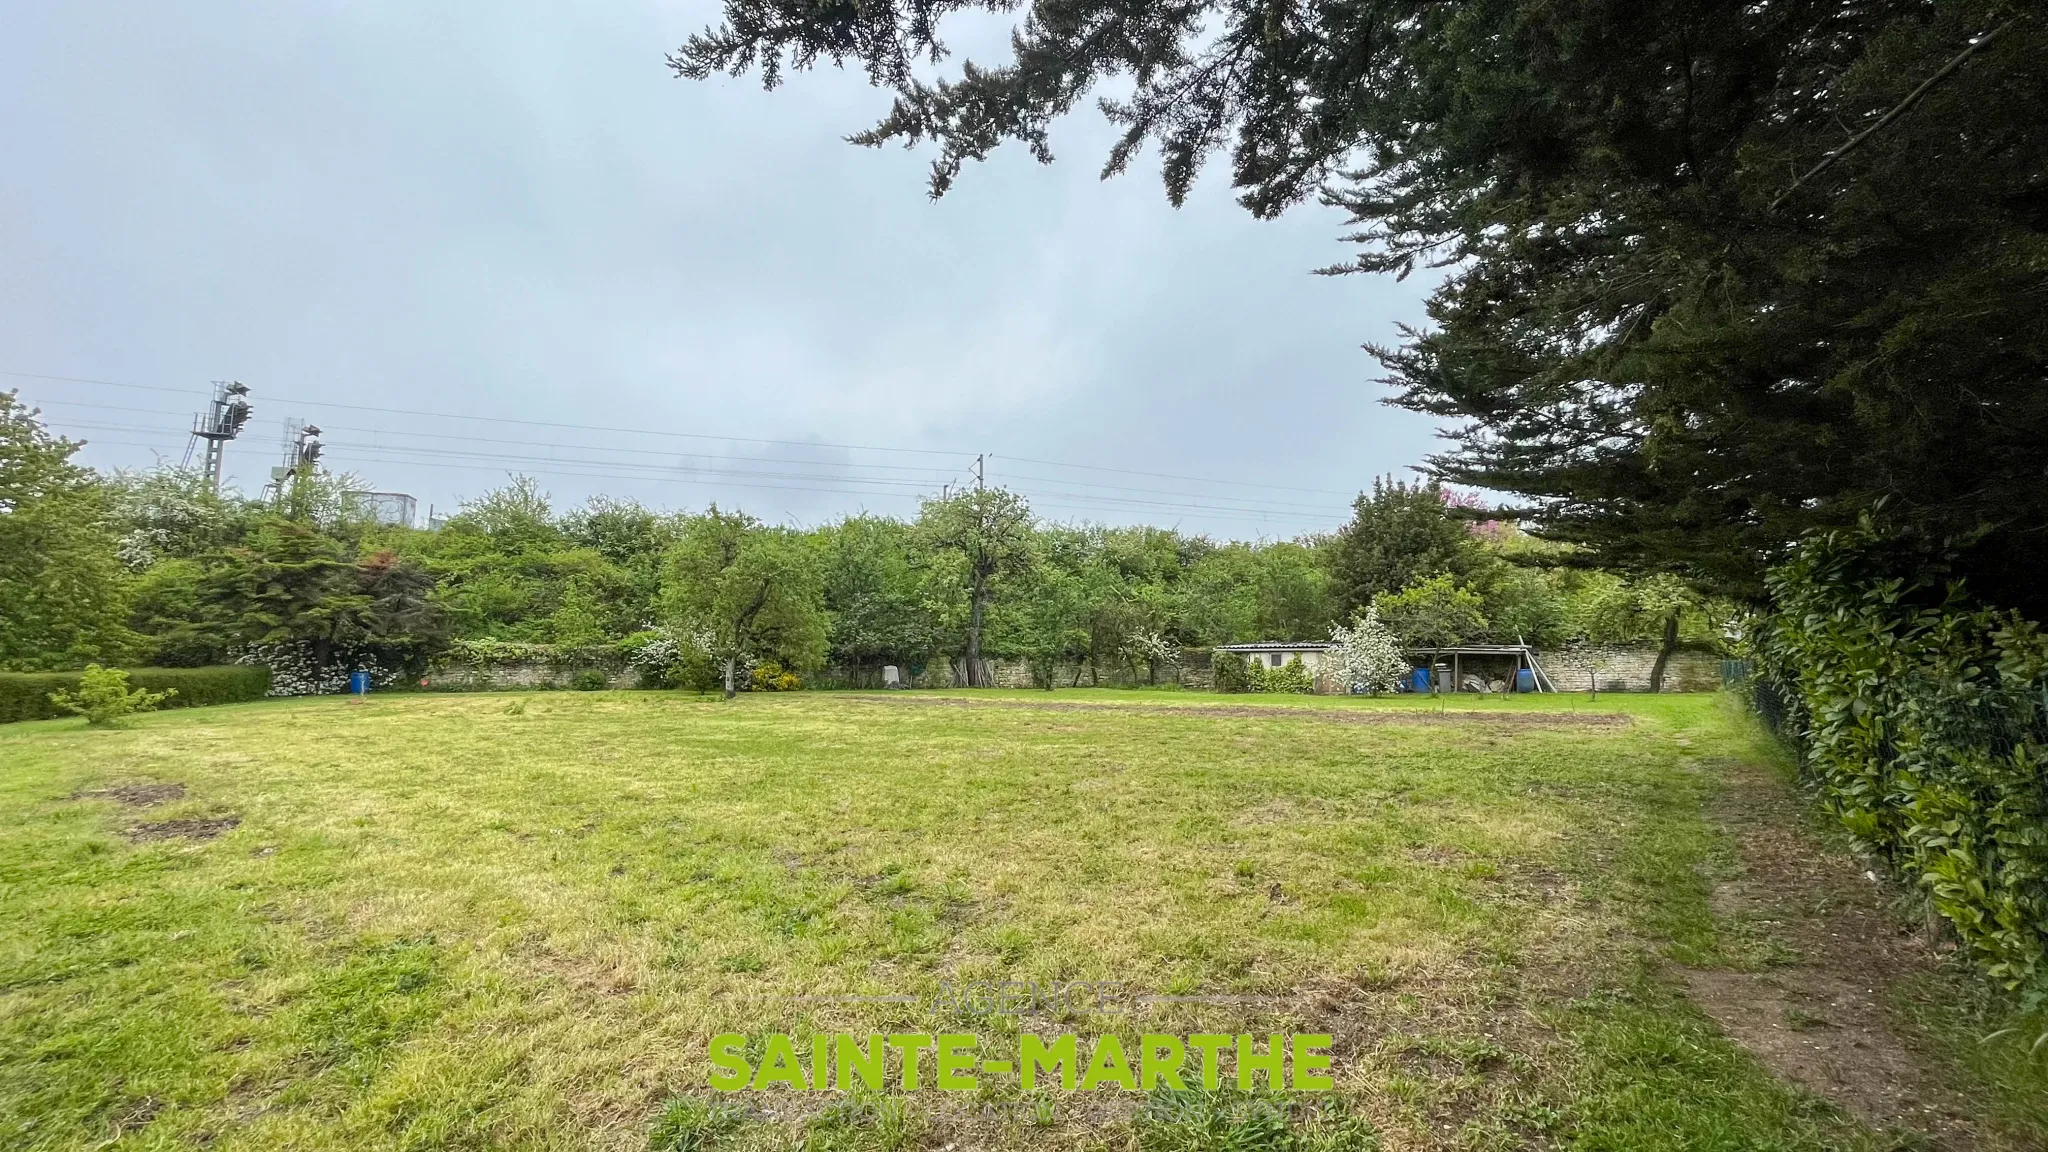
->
left=2, top=689, right=2041, bottom=1150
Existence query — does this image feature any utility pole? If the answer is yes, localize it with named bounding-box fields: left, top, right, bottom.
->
left=973, top=453, right=985, bottom=491
left=187, top=381, right=253, bottom=494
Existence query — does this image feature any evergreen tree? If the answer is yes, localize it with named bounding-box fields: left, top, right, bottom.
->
left=1328, top=478, right=1476, bottom=617
left=203, top=519, right=447, bottom=676
left=674, top=0, right=2048, bottom=611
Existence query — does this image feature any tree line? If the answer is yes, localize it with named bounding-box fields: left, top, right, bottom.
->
left=1, top=393, right=1724, bottom=695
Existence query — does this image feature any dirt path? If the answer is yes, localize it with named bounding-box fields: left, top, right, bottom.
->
left=838, top=693, right=1632, bottom=729
left=1688, top=757, right=1985, bottom=1147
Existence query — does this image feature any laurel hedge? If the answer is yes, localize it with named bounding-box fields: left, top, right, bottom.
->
left=1751, top=520, right=2048, bottom=1000
left=0, top=665, right=272, bottom=724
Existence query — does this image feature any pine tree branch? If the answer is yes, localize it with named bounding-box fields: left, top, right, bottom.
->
left=1770, top=19, right=2016, bottom=212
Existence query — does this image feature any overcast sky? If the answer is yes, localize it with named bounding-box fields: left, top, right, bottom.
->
left=1, top=0, right=1444, bottom=539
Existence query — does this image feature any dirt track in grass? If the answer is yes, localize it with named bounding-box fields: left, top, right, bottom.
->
left=1684, top=757, right=1984, bottom=1148
left=841, top=692, right=1634, bottom=729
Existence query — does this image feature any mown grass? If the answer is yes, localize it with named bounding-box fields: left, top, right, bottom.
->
left=0, top=689, right=2032, bottom=1150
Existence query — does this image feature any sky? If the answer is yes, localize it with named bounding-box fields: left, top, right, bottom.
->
left=0, top=0, right=1446, bottom=540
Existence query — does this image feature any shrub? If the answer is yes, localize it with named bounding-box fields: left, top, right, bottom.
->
left=1753, top=517, right=2048, bottom=1000
left=1213, top=651, right=1253, bottom=693
left=0, top=665, right=270, bottom=724
left=48, top=665, right=172, bottom=727
left=571, top=669, right=609, bottom=691
left=1329, top=605, right=1408, bottom=695
left=748, top=661, right=801, bottom=691
left=621, top=627, right=720, bottom=691
left=1260, top=656, right=1315, bottom=694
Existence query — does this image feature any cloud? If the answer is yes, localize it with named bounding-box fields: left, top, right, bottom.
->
left=0, top=0, right=1444, bottom=539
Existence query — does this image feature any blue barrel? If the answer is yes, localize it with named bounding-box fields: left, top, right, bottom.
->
left=1409, top=666, right=1432, bottom=693
left=1514, top=668, right=1536, bottom=693
left=348, top=671, right=371, bottom=695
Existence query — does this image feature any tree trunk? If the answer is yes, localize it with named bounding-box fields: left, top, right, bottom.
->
left=965, top=574, right=987, bottom=687
left=1648, top=612, right=1680, bottom=693
left=723, top=655, right=738, bottom=700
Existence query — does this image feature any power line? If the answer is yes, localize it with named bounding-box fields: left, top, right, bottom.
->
left=54, top=423, right=1325, bottom=530
left=6, top=368, right=1369, bottom=500
left=2, top=370, right=969, bottom=459
left=995, top=453, right=1358, bottom=497
left=37, top=402, right=1347, bottom=519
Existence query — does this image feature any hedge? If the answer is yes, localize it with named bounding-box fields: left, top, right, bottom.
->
left=1751, top=519, right=2048, bottom=1001
left=0, top=665, right=273, bottom=724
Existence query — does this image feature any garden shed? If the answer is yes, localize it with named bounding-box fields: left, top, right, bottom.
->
left=1408, top=643, right=1555, bottom=692
left=1214, top=642, right=1336, bottom=673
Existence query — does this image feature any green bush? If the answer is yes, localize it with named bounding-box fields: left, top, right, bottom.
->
left=1752, top=518, right=2048, bottom=1000
left=1262, top=656, right=1316, bottom=694
left=747, top=661, right=801, bottom=691
left=1213, top=651, right=1252, bottom=693
left=48, top=665, right=173, bottom=727
left=0, top=665, right=271, bottom=724
left=570, top=669, right=609, bottom=691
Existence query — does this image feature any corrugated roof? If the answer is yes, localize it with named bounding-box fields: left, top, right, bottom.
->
left=1215, top=642, right=1335, bottom=651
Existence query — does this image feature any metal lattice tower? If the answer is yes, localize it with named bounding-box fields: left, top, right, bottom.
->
left=267, top=420, right=324, bottom=501
left=186, top=381, right=253, bottom=494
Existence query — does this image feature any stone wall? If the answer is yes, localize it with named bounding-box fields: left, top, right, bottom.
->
left=447, top=643, right=1716, bottom=695
left=819, top=644, right=1710, bottom=694
left=815, top=649, right=1216, bottom=692
left=421, top=661, right=634, bottom=691
left=1532, top=644, right=1721, bottom=693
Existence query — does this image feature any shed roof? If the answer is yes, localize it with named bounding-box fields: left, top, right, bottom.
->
left=1215, top=642, right=1335, bottom=652
left=1403, top=644, right=1539, bottom=656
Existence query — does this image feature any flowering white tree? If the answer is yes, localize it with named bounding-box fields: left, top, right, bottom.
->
left=1328, top=605, right=1409, bottom=695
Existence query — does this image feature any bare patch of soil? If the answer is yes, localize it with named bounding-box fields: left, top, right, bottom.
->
left=1686, top=758, right=1981, bottom=1147
left=843, top=694, right=1631, bottom=730
left=125, top=816, right=240, bottom=842
left=73, top=782, right=186, bottom=806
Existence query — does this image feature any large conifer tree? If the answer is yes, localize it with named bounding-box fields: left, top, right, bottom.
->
left=674, top=1, right=2048, bottom=609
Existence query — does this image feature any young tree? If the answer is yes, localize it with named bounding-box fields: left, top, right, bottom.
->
left=1374, top=574, right=1487, bottom=650
left=915, top=487, right=1033, bottom=686
left=663, top=507, right=827, bottom=699
left=0, top=393, right=134, bottom=670
left=1328, top=606, right=1408, bottom=695
left=49, top=665, right=173, bottom=727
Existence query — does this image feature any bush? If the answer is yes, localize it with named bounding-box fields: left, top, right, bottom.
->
left=620, top=628, right=721, bottom=692
left=1213, top=651, right=1253, bottom=693
left=48, top=665, right=172, bottom=727
left=0, top=665, right=271, bottom=724
left=1753, top=517, right=2048, bottom=1000
left=1258, top=656, right=1315, bottom=694
left=571, top=669, right=609, bottom=691
left=748, top=661, right=801, bottom=692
